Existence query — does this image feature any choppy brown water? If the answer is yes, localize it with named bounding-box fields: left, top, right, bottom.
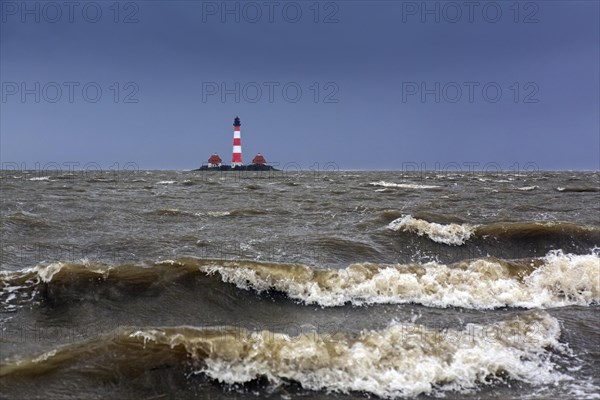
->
left=1, top=170, right=599, bottom=399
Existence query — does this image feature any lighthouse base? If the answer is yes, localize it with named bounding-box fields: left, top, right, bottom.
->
left=193, top=164, right=278, bottom=172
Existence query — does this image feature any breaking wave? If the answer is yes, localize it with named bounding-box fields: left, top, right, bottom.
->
left=196, top=210, right=232, bottom=217
left=556, top=187, right=600, bottom=193
left=2, top=251, right=598, bottom=310
left=0, top=312, right=571, bottom=398
left=387, top=215, right=475, bottom=245
left=370, top=181, right=440, bottom=189
left=387, top=215, right=600, bottom=246
left=517, top=186, right=538, bottom=191
left=199, top=250, right=599, bottom=308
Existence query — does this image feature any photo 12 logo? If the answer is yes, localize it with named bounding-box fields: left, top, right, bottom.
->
left=1, top=161, right=140, bottom=182
left=4, top=243, right=128, bottom=266
left=400, top=1, right=540, bottom=24
left=200, top=1, right=340, bottom=23
left=1, top=82, right=140, bottom=104
left=401, top=81, right=540, bottom=104
left=1, top=1, right=140, bottom=23
left=201, top=81, right=340, bottom=103
left=399, top=161, right=540, bottom=176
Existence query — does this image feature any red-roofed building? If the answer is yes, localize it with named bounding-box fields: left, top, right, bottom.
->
left=208, top=153, right=222, bottom=168
left=252, top=153, right=266, bottom=165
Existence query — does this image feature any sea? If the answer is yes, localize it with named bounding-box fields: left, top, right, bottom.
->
left=0, top=169, right=598, bottom=399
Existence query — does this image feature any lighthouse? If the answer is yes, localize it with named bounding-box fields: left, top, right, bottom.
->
left=196, top=117, right=277, bottom=171
left=232, top=116, right=242, bottom=167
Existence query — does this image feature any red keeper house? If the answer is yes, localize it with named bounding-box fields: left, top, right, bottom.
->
left=252, top=153, right=266, bottom=165
left=207, top=153, right=222, bottom=168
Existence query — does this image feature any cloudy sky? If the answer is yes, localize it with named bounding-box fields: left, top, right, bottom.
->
left=1, top=0, right=598, bottom=171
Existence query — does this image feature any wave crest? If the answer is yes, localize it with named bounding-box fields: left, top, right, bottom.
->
left=0, top=312, right=570, bottom=398
left=387, top=215, right=599, bottom=246
left=201, top=251, right=599, bottom=309
left=370, top=181, right=440, bottom=189
left=2, top=251, right=597, bottom=310
left=387, top=215, right=475, bottom=245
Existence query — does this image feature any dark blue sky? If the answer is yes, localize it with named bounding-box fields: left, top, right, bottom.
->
left=1, top=1, right=599, bottom=170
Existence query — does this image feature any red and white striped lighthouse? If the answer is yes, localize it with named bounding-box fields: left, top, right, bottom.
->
left=231, top=116, right=242, bottom=167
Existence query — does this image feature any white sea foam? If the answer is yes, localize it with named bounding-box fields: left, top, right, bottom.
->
left=387, top=215, right=476, bottom=245
left=375, top=188, right=396, bottom=192
left=517, top=186, right=538, bottom=191
left=156, top=180, right=176, bottom=185
left=28, top=177, right=50, bottom=181
left=31, top=349, right=57, bottom=364
left=170, top=312, right=567, bottom=398
left=200, top=250, right=600, bottom=309
left=370, top=181, right=440, bottom=189
left=566, top=380, right=600, bottom=399
left=33, top=262, right=65, bottom=283
left=195, top=211, right=232, bottom=217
